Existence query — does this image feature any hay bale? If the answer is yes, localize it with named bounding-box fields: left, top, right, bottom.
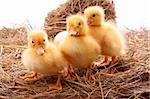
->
left=0, top=27, right=27, bottom=45
left=44, top=0, right=116, bottom=38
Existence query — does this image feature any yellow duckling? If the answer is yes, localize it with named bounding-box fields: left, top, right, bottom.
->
left=58, top=15, right=101, bottom=79
left=84, top=6, right=126, bottom=68
left=21, top=30, right=68, bottom=90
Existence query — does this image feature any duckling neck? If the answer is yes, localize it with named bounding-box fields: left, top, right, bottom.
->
left=88, top=21, right=104, bottom=27
left=69, top=34, right=85, bottom=37
left=89, top=23, right=103, bottom=27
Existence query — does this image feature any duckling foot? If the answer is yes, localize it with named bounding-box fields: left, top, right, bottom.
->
left=109, top=56, right=116, bottom=65
left=48, top=73, right=62, bottom=90
left=106, top=56, right=117, bottom=74
left=65, top=71, right=75, bottom=80
left=65, top=65, right=75, bottom=80
left=48, top=83, right=62, bottom=90
left=100, top=56, right=109, bottom=64
left=94, top=56, right=109, bottom=66
left=20, top=71, right=38, bottom=81
left=66, top=73, right=74, bottom=80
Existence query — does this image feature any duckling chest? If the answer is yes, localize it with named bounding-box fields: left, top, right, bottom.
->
left=29, top=54, right=59, bottom=74
left=62, top=37, right=99, bottom=67
left=88, top=27, right=105, bottom=44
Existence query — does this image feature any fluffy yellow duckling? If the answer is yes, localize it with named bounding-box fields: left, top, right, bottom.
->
left=58, top=15, right=101, bottom=79
left=21, top=30, right=68, bottom=90
left=84, top=6, right=126, bottom=67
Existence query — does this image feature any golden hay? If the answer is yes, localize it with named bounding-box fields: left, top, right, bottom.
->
left=44, top=0, right=116, bottom=38
left=0, top=27, right=149, bottom=98
left=0, top=27, right=27, bottom=45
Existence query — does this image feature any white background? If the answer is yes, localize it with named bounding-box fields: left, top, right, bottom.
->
left=0, top=0, right=149, bottom=29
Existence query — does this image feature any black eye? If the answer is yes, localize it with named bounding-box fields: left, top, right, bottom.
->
left=78, top=22, right=81, bottom=26
left=43, top=39, right=45, bottom=42
left=93, top=14, right=96, bottom=17
left=32, top=41, right=34, bottom=43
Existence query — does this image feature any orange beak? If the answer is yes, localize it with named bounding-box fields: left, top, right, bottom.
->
left=69, top=31, right=79, bottom=36
left=36, top=46, right=45, bottom=55
left=87, top=18, right=93, bottom=25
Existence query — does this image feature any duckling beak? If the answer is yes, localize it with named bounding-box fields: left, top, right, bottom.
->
left=36, top=46, right=45, bottom=55
left=69, top=31, right=79, bottom=36
left=87, top=18, right=92, bottom=25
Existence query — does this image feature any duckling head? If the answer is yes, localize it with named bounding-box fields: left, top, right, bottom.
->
left=28, top=30, right=49, bottom=55
left=67, top=15, right=87, bottom=36
left=84, top=6, right=105, bottom=26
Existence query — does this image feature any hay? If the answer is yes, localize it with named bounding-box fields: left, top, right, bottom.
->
left=0, top=27, right=149, bottom=98
left=0, top=27, right=27, bottom=45
left=44, top=0, right=116, bottom=38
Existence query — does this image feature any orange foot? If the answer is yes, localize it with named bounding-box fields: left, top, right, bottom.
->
left=48, top=73, right=62, bottom=90
left=66, top=73, right=74, bottom=80
left=100, top=56, right=109, bottom=64
left=94, top=56, right=109, bottom=66
left=109, top=56, right=117, bottom=65
left=65, top=65, right=75, bottom=80
left=48, top=83, right=62, bottom=90
left=20, top=71, right=38, bottom=81
left=107, top=56, right=117, bottom=74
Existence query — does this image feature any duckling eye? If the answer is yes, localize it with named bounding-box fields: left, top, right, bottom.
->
left=93, top=14, right=96, bottom=17
left=32, top=41, right=34, bottom=43
left=43, top=39, right=45, bottom=42
left=78, top=22, right=81, bottom=26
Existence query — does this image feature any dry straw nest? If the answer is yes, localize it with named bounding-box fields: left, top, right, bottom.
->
left=0, top=0, right=149, bottom=98
left=0, top=27, right=149, bottom=98
left=44, top=0, right=116, bottom=38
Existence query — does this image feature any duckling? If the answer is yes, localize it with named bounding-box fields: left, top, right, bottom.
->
left=84, top=6, right=126, bottom=67
left=58, top=15, right=101, bottom=79
left=21, top=30, right=68, bottom=90
left=53, top=31, right=68, bottom=44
